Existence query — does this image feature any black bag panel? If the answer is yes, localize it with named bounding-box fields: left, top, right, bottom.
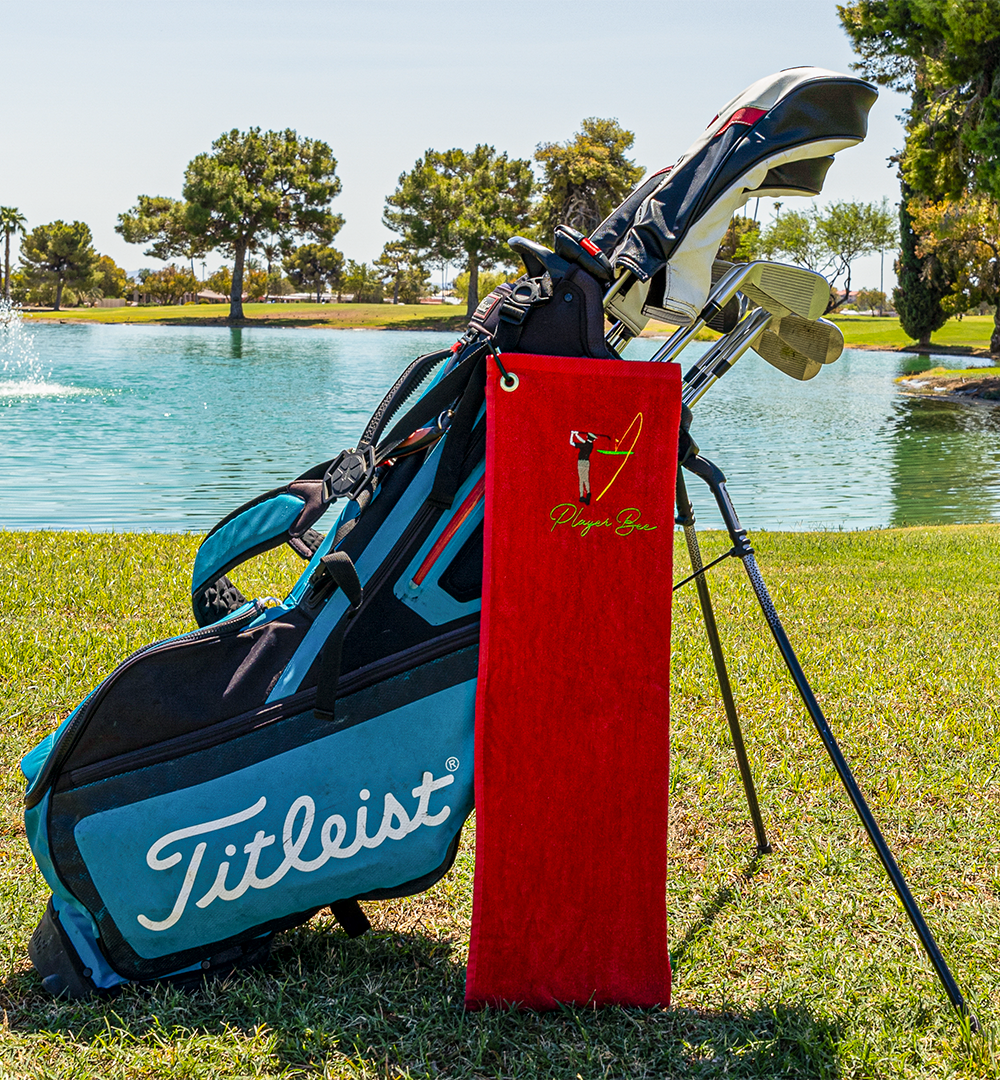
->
left=64, top=612, right=312, bottom=772
left=514, top=267, right=613, bottom=359
left=56, top=642, right=478, bottom=804
left=438, top=522, right=484, bottom=605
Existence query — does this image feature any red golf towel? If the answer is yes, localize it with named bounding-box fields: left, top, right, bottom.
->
left=465, top=352, right=681, bottom=1010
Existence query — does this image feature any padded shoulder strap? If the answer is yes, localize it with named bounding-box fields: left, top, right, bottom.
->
left=191, top=464, right=334, bottom=627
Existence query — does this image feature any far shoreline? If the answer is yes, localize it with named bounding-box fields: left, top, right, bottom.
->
left=21, top=304, right=1000, bottom=358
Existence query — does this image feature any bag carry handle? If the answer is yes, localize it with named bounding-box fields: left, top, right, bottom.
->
left=190, top=466, right=334, bottom=627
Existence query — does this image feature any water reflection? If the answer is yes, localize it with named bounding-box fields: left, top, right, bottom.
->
left=898, top=353, right=1000, bottom=375
left=888, top=394, right=1000, bottom=526
left=4, top=322, right=1000, bottom=531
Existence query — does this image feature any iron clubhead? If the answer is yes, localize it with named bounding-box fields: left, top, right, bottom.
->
left=752, top=329, right=824, bottom=380
left=740, top=263, right=831, bottom=321
left=771, top=314, right=844, bottom=364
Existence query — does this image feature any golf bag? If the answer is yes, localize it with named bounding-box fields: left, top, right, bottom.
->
left=21, top=230, right=614, bottom=999
left=21, top=65, right=886, bottom=1002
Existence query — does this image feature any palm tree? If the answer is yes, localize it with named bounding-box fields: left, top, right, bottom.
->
left=0, top=207, right=27, bottom=301
left=261, top=239, right=282, bottom=300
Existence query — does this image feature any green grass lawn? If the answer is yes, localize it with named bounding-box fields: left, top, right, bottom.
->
left=0, top=528, right=998, bottom=1078
left=830, top=315, right=998, bottom=354
left=22, top=302, right=470, bottom=333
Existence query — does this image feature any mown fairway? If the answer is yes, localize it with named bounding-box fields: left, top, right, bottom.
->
left=0, top=528, right=997, bottom=1078
left=830, top=315, right=1000, bottom=355
left=22, top=303, right=469, bottom=333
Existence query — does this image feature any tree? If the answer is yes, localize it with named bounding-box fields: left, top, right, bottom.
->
left=839, top=1, right=1000, bottom=202
left=374, top=240, right=428, bottom=304
left=116, top=196, right=211, bottom=276
left=343, top=260, right=383, bottom=304
left=893, top=181, right=949, bottom=346
left=0, top=206, right=27, bottom=301
left=259, top=238, right=284, bottom=299
left=384, top=145, right=534, bottom=317
left=534, top=117, right=644, bottom=239
left=717, top=215, right=761, bottom=261
left=855, top=287, right=887, bottom=314
left=284, top=243, right=344, bottom=303
left=759, top=199, right=896, bottom=308
left=243, top=259, right=268, bottom=302
left=119, top=128, right=343, bottom=321
left=205, top=266, right=233, bottom=299
left=759, top=209, right=829, bottom=270
left=140, top=263, right=200, bottom=305
left=911, top=193, right=1000, bottom=354
left=452, top=267, right=510, bottom=304
left=19, top=220, right=98, bottom=311
left=93, top=255, right=129, bottom=299
left=814, top=199, right=897, bottom=307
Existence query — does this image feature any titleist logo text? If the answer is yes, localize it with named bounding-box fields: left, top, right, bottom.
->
left=137, top=770, right=454, bottom=932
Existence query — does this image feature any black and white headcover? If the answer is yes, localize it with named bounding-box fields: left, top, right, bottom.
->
left=594, top=67, right=878, bottom=328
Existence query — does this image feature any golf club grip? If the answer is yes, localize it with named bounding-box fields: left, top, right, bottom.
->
left=738, top=551, right=975, bottom=1025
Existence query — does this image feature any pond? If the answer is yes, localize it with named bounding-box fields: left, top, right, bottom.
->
left=2, top=319, right=998, bottom=532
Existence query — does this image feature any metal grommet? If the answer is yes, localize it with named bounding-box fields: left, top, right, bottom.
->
left=500, top=372, right=519, bottom=392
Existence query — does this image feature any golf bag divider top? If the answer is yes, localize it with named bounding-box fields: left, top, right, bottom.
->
left=21, top=242, right=612, bottom=999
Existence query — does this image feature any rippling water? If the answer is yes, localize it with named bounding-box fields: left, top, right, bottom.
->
left=2, top=320, right=998, bottom=531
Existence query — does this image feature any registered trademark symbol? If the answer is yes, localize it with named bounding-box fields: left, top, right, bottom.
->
left=445, top=757, right=460, bottom=772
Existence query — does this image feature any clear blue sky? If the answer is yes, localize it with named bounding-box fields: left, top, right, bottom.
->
left=1, top=0, right=905, bottom=290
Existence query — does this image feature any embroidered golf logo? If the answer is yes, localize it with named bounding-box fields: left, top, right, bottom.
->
left=552, top=413, right=656, bottom=538
left=569, top=412, right=642, bottom=505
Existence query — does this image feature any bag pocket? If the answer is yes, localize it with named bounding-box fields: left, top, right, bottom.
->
left=45, top=639, right=478, bottom=980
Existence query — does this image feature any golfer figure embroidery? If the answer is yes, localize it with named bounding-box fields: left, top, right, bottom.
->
left=569, top=413, right=643, bottom=505
left=569, top=431, right=609, bottom=505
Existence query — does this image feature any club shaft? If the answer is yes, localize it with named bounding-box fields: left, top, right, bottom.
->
left=682, top=308, right=773, bottom=407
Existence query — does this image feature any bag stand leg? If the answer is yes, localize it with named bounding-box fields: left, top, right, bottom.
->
left=681, top=451, right=977, bottom=1029
left=675, top=469, right=771, bottom=855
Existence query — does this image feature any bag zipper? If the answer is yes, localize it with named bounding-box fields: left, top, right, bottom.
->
left=24, top=602, right=265, bottom=809
left=61, top=622, right=480, bottom=789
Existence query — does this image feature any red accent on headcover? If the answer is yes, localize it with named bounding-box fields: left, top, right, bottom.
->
left=580, top=236, right=602, bottom=257
left=716, top=106, right=767, bottom=135
left=466, top=353, right=681, bottom=1010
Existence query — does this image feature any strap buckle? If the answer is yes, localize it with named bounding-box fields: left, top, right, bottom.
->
left=498, top=277, right=551, bottom=325
left=323, top=446, right=376, bottom=503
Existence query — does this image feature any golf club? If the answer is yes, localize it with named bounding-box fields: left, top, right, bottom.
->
left=752, top=328, right=824, bottom=381
left=769, top=313, right=844, bottom=365
left=679, top=303, right=846, bottom=407
left=643, top=261, right=832, bottom=365
left=681, top=308, right=773, bottom=407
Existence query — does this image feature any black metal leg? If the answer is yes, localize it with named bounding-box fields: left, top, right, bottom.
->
left=676, top=471, right=771, bottom=854
left=682, top=452, right=977, bottom=1029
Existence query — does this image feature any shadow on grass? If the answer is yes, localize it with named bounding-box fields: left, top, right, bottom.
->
left=671, top=851, right=767, bottom=972
left=0, top=916, right=844, bottom=1078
